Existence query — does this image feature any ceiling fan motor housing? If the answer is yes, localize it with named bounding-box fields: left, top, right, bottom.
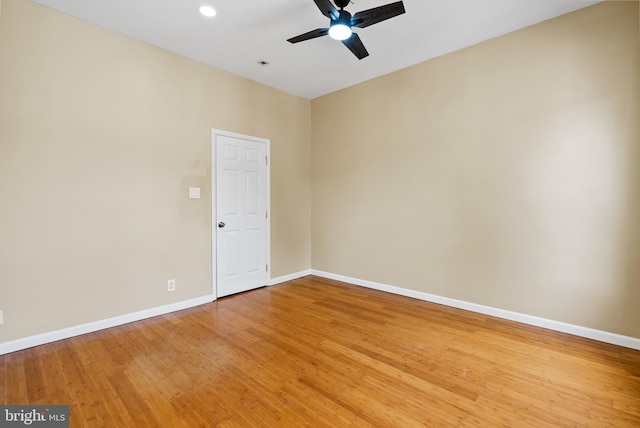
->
left=334, top=10, right=352, bottom=26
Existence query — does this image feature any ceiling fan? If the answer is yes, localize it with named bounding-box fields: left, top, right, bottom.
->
left=287, top=0, right=406, bottom=60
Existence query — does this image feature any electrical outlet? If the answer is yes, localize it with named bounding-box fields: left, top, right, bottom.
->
left=167, top=279, right=176, bottom=292
left=0, top=310, right=4, bottom=325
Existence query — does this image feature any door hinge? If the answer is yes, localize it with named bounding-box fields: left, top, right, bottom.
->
left=265, top=156, right=268, bottom=166
left=266, top=264, right=269, bottom=272
left=266, top=211, right=268, bottom=219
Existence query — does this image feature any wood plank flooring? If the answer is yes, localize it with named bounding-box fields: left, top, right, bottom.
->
left=2, top=275, right=640, bottom=427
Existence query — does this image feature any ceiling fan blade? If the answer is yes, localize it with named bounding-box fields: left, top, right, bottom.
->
left=351, top=1, right=405, bottom=29
left=313, top=0, right=339, bottom=20
left=287, top=28, right=330, bottom=44
left=342, top=33, right=369, bottom=60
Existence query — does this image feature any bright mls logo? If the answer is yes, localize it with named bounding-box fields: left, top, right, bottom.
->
left=0, top=406, right=69, bottom=427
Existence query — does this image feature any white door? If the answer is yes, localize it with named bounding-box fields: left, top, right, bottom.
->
left=214, top=132, right=269, bottom=298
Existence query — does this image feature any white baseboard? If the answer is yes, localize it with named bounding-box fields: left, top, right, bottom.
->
left=0, top=294, right=215, bottom=356
left=269, top=269, right=312, bottom=286
left=5, top=270, right=637, bottom=354
left=0, top=267, right=314, bottom=356
left=311, top=270, right=640, bottom=351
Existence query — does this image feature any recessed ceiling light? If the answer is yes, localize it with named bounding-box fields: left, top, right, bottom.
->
left=198, top=5, right=217, bottom=17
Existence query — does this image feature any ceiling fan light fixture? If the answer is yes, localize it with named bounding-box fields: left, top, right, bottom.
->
left=287, top=0, right=406, bottom=60
left=198, top=5, right=217, bottom=17
left=329, top=23, right=352, bottom=41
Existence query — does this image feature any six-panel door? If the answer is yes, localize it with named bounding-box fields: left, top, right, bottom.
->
left=216, top=134, right=267, bottom=297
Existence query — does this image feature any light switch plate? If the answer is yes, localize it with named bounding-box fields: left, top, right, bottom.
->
left=189, top=187, right=201, bottom=199
left=0, top=310, right=4, bottom=325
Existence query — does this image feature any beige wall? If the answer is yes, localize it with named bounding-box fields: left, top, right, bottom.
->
left=312, top=1, right=640, bottom=337
left=0, top=0, right=311, bottom=342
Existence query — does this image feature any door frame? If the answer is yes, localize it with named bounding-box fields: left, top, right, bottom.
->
left=211, top=128, right=271, bottom=299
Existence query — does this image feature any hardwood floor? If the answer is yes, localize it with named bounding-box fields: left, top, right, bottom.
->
left=2, top=275, right=640, bottom=427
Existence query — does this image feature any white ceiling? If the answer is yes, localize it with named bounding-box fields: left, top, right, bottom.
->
left=32, top=0, right=599, bottom=99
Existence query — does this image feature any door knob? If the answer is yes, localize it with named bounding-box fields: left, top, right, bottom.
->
left=218, top=222, right=225, bottom=228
